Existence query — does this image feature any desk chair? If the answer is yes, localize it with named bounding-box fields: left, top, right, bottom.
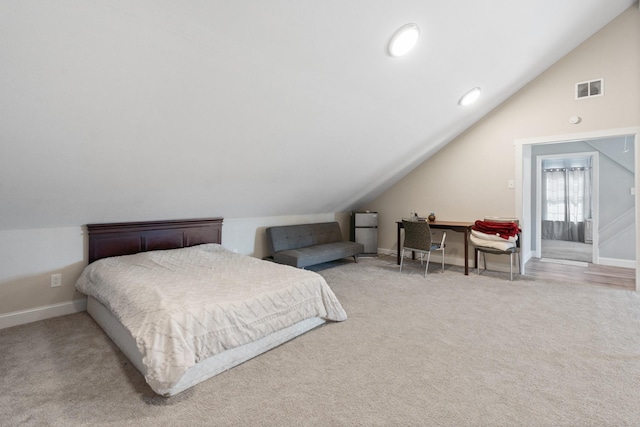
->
left=400, top=220, right=446, bottom=277
left=474, top=218, right=521, bottom=281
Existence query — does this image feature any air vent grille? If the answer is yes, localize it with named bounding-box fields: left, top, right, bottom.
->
left=576, top=78, right=604, bottom=99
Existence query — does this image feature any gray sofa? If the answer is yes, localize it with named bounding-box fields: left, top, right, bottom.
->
left=265, top=222, right=364, bottom=268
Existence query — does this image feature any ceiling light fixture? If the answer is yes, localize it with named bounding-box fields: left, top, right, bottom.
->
left=458, top=87, right=482, bottom=106
left=388, top=23, right=420, bottom=57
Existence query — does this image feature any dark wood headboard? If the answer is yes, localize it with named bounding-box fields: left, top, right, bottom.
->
left=87, top=217, right=224, bottom=263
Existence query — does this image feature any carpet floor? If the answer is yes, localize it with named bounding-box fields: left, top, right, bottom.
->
left=2, top=256, right=640, bottom=426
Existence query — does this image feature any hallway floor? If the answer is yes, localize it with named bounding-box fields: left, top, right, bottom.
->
left=525, top=257, right=635, bottom=291
left=541, top=239, right=592, bottom=263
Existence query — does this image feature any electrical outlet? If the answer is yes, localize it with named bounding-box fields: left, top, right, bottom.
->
left=51, top=273, right=62, bottom=288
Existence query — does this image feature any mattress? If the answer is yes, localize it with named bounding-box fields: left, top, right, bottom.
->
left=76, top=244, right=347, bottom=396
left=87, top=296, right=325, bottom=396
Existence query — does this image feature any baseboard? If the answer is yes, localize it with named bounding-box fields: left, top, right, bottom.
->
left=598, top=257, right=636, bottom=269
left=0, top=298, right=87, bottom=330
left=381, top=248, right=635, bottom=273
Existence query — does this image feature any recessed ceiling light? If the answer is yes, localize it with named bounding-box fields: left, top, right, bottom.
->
left=388, top=23, right=420, bottom=57
left=458, top=87, right=482, bottom=106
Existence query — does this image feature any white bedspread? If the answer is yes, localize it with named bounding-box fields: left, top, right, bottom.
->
left=76, top=244, right=347, bottom=395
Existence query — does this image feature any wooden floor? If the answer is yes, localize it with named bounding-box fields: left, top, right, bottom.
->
left=524, top=258, right=636, bottom=291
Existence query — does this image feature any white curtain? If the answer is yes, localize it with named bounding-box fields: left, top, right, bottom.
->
left=544, top=169, right=566, bottom=222
left=566, top=168, right=591, bottom=223
left=542, top=167, right=592, bottom=242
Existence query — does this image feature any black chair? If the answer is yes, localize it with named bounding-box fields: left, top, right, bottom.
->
left=400, top=220, right=446, bottom=277
left=474, top=218, right=521, bottom=281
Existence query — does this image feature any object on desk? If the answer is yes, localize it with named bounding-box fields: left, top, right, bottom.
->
left=407, top=213, right=427, bottom=221
left=428, top=213, right=436, bottom=222
left=399, top=220, right=446, bottom=277
left=471, top=218, right=521, bottom=281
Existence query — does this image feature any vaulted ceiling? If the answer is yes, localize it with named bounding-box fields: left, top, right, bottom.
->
left=0, top=0, right=634, bottom=229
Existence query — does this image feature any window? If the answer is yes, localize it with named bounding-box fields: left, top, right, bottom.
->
left=543, top=167, right=591, bottom=223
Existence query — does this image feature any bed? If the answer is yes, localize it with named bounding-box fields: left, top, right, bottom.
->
left=76, top=218, right=347, bottom=397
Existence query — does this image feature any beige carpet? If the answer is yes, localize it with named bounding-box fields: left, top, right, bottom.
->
left=2, top=256, right=640, bottom=426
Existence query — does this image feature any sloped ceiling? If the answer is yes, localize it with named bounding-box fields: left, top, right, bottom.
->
left=0, top=0, right=634, bottom=229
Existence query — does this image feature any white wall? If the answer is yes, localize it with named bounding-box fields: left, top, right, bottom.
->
left=222, top=214, right=337, bottom=258
left=363, top=6, right=640, bottom=271
left=0, top=227, right=86, bottom=328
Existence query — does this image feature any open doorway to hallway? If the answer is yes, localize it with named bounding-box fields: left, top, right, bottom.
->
left=538, top=153, right=596, bottom=265
left=516, top=128, right=639, bottom=291
left=530, top=135, right=634, bottom=268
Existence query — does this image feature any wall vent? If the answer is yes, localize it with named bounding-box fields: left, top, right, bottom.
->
left=575, top=78, right=604, bottom=99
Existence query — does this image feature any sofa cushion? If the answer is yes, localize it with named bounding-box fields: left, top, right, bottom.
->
left=266, top=222, right=345, bottom=254
left=273, top=241, right=364, bottom=268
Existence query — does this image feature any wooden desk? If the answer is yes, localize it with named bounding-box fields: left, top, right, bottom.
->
left=397, top=220, right=475, bottom=275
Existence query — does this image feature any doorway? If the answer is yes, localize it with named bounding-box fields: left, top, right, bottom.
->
left=537, top=152, right=597, bottom=265
left=515, top=127, right=640, bottom=291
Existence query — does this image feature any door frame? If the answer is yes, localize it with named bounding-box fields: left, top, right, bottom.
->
left=535, top=151, right=599, bottom=263
left=514, top=126, right=640, bottom=291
